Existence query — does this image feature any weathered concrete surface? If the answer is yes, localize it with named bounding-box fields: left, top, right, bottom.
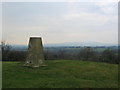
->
left=24, top=37, right=47, bottom=67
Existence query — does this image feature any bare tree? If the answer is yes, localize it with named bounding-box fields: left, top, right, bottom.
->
left=78, top=47, right=97, bottom=61
left=1, top=41, right=11, bottom=60
left=101, top=49, right=117, bottom=63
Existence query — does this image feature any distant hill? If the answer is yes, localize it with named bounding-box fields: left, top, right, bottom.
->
left=10, top=42, right=118, bottom=51
left=11, top=45, right=27, bottom=51
left=44, top=42, right=118, bottom=47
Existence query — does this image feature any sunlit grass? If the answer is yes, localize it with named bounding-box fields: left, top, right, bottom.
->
left=2, top=60, right=118, bottom=88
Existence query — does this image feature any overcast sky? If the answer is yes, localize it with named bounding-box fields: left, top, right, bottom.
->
left=2, top=1, right=118, bottom=45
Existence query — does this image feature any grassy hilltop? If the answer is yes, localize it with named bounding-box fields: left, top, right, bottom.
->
left=2, top=60, right=118, bottom=88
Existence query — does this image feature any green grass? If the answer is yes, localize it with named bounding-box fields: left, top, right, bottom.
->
left=0, top=62, right=2, bottom=89
left=2, top=60, right=118, bottom=88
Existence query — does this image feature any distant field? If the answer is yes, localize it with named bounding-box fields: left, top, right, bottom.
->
left=2, top=60, right=118, bottom=88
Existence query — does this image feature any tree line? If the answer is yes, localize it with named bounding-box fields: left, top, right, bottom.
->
left=44, top=47, right=119, bottom=64
left=1, top=41, right=119, bottom=64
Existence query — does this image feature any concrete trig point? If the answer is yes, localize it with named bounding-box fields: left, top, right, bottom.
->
left=24, top=37, right=47, bottom=67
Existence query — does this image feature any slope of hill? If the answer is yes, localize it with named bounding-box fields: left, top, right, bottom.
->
left=2, top=60, right=118, bottom=88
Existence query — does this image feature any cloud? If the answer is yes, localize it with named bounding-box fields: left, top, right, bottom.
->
left=62, top=12, right=117, bottom=26
left=1, top=0, right=119, bottom=2
left=2, top=2, right=118, bottom=44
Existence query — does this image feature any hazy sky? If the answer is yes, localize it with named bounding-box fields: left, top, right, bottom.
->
left=2, top=1, right=118, bottom=45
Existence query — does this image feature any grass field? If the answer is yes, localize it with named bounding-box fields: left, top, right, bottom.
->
left=2, top=60, right=118, bottom=88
